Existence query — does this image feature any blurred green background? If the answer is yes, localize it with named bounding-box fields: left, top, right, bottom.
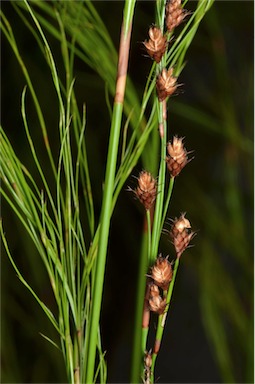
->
left=1, top=1, right=253, bottom=383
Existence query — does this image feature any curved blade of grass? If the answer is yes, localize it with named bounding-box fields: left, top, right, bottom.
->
left=14, top=0, right=146, bottom=135
left=1, top=221, right=62, bottom=337
left=0, top=10, right=57, bottom=180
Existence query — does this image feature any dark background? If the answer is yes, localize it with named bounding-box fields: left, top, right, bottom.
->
left=1, top=1, right=253, bottom=383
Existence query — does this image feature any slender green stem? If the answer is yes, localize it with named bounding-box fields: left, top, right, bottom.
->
left=131, top=102, right=167, bottom=383
left=151, top=257, right=180, bottom=380
left=161, top=177, right=175, bottom=233
left=151, top=101, right=167, bottom=260
left=146, top=210, right=152, bottom=265
left=130, top=217, right=149, bottom=383
left=130, top=207, right=153, bottom=383
left=156, top=0, right=166, bottom=29
left=85, top=101, right=123, bottom=383
left=85, top=2, right=136, bottom=382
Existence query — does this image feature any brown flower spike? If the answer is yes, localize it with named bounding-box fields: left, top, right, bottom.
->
left=156, top=67, right=178, bottom=102
left=170, top=213, right=195, bottom=258
left=148, top=284, right=167, bottom=315
left=144, top=350, right=152, bottom=384
left=134, top=171, right=157, bottom=211
left=150, top=255, right=173, bottom=291
left=144, top=350, right=152, bottom=370
left=166, top=136, right=189, bottom=177
left=143, top=26, right=167, bottom=63
left=165, top=0, right=189, bottom=32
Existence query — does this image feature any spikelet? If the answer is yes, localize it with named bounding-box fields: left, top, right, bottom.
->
left=166, top=136, right=189, bottom=177
left=148, top=292, right=167, bottom=315
left=148, top=297, right=166, bottom=315
left=150, top=255, right=173, bottom=291
left=144, top=350, right=152, bottom=384
left=134, top=171, right=157, bottom=211
left=148, top=282, right=160, bottom=297
left=143, top=26, right=167, bottom=63
left=170, top=213, right=195, bottom=258
left=156, top=67, right=178, bottom=102
left=165, top=0, right=189, bottom=32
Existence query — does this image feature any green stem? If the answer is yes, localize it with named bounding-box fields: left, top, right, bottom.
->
left=161, top=177, right=175, bottom=233
left=85, top=2, right=136, bottom=382
left=130, top=218, right=149, bottom=383
left=151, top=101, right=167, bottom=260
left=151, top=257, right=180, bottom=380
left=85, top=102, right=122, bottom=383
left=131, top=100, right=167, bottom=383
left=130, top=207, right=153, bottom=383
left=146, top=209, right=152, bottom=265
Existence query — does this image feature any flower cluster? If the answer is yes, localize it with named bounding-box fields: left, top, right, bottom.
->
left=143, top=350, right=152, bottom=384
left=150, top=255, right=173, bottom=290
left=143, top=0, right=189, bottom=102
left=143, top=26, right=167, bottom=63
left=148, top=283, right=166, bottom=315
left=146, top=255, right=173, bottom=315
left=130, top=3, right=195, bottom=381
left=170, top=213, right=195, bottom=258
left=133, top=171, right=157, bottom=211
left=156, top=68, right=178, bottom=102
left=166, top=136, right=190, bottom=177
left=165, top=0, right=189, bottom=32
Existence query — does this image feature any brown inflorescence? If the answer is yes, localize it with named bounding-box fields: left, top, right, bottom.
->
left=143, top=26, right=167, bottom=63
left=148, top=283, right=167, bottom=315
left=166, top=136, right=189, bottom=177
left=148, top=282, right=160, bottom=298
left=134, top=171, right=157, bottom=211
left=144, top=350, right=152, bottom=370
left=170, top=213, right=195, bottom=258
left=150, top=255, right=173, bottom=291
left=165, top=0, right=189, bottom=32
left=144, top=350, right=152, bottom=384
left=156, top=67, right=178, bottom=102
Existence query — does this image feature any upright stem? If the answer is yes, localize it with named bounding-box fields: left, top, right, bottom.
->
left=151, top=100, right=167, bottom=260
left=84, top=2, right=136, bottom=383
left=146, top=209, right=152, bottom=265
left=130, top=215, right=150, bottom=383
left=151, top=257, right=180, bottom=380
left=130, top=206, right=154, bottom=382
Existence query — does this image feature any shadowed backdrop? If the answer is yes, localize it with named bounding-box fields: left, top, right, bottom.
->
left=1, top=1, right=253, bottom=383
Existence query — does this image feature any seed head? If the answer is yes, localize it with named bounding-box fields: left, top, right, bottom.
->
left=144, top=350, right=152, bottom=369
left=166, top=136, right=189, bottom=177
left=148, top=293, right=167, bottom=315
left=143, top=26, right=167, bottom=63
left=134, top=171, right=157, bottom=211
left=148, top=282, right=160, bottom=297
left=165, top=0, right=189, bottom=32
left=147, top=282, right=167, bottom=315
left=144, top=350, right=152, bottom=384
left=151, top=255, right=173, bottom=291
left=156, top=67, right=178, bottom=102
left=170, top=213, right=195, bottom=258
